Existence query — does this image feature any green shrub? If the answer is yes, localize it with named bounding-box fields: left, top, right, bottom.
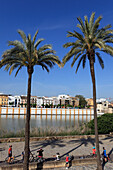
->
left=87, top=113, right=113, bottom=134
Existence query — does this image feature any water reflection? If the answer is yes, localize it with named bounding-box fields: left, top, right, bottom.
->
left=0, top=115, right=91, bottom=133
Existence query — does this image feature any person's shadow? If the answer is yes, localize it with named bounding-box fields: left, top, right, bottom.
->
left=37, top=162, right=43, bottom=170
left=69, top=155, right=74, bottom=168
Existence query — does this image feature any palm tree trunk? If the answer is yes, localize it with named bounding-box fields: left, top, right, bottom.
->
left=89, top=59, right=102, bottom=170
left=23, top=72, right=32, bottom=170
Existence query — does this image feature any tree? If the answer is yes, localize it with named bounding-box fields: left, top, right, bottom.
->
left=62, top=12, right=113, bottom=170
left=88, top=113, right=113, bottom=134
left=75, top=95, right=87, bottom=108
left=0, top=30, right=61, bottom=170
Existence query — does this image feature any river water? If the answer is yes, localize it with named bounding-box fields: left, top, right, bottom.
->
left=0, top=114, right=92, bottom=133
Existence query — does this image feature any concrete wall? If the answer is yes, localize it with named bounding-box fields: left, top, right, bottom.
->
left=0, top=158, right=97, bottom=170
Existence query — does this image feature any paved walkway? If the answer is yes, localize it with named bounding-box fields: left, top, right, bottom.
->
left=0, top=135, right=113, bottom=169
left=45, top=163, right=113, bottom=169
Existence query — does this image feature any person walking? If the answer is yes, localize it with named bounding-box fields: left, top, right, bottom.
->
left=8, top=145, right=13, bottom=163
left=65, top=154, right=70, bottom=169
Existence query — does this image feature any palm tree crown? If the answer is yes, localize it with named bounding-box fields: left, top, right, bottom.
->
left=1, top=30, right=61, bottom=75
left=63, top=12, right=113, bottom=71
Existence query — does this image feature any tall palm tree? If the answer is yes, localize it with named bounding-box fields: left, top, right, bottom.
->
left=0, top=30, right=61, bottom=170
left=62, top=12, right=113, bottom=170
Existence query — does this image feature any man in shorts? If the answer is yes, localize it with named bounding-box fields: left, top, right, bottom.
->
left=102, top=147, right=108, bottom=162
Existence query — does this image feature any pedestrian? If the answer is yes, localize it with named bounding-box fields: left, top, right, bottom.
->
left=8, top=145, right=13, bottom=163
left=92, top=146, right=96, bottom=156
left=37, top=148, right=44, bottom=162
left=65, top=154, right=70, bottom=169
left=102, top=147, right=107, bottom=163
left=53, top=152, right=60, bottom=161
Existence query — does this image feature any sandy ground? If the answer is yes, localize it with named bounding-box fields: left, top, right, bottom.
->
left=0, top=135, right=113, bottom=169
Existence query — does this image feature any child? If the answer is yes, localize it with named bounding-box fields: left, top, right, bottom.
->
left=53, top=153, right=60, bottom=161
left=92, top=146, right=96, bottom=156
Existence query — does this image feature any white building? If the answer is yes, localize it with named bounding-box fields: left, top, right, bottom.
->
left=97, top=99, right=109, bottom=113
left=37, top=97, right=43, bottom=107
left=37, top=96, right=54, bottom=107
left=8, top=95, right=20, bottom=107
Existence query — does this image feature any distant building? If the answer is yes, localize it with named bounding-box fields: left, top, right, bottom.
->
left=86, top=98, right=93, bottom=108
left=8, top=95, right=20, bottom=107
left=108, top=104, right=113, bottom=113
left=57, top=94, right=79, bottom=107
left=0, top=94, right=8, bottom=107
left=52, top=96, right=59, bottom=106
left=20, top=95, right=37, bottom=107
left=37, top=94, right=79, bottom=108
left=37, top=96, right=53, bottom=107
left=96, top=100, right=109, bottom=113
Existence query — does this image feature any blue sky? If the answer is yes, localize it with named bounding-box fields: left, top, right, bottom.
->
left=0, top=0, right=113, bottom=99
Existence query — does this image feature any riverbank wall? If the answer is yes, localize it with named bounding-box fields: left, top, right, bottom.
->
left=0, top=107, right=103, bottom=120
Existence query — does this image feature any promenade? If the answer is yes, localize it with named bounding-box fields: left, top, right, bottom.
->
left=0, top=135, right=113, bottom=169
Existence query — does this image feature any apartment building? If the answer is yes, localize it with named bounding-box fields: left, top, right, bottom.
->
left=20, top=95, right=37, bottom=107
left=0, top=94, right=8, bottom=107
left=37, top=96, right=53, bottom=107
left=86, top=98, right=93, bottom=108
left=37, top=94, right=79, bottom=108
left=8, top=95, right=20, bottom=107
left=57, top=94, right=79, bottom=107
left=96, top=99, right=109, bottom=113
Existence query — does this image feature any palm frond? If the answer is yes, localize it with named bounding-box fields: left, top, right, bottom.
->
left=34, top=38, right=44, bottom=48
left=32, top=30, right=39, bottom=44
left=8, top=40, right=25, bottom=50
left=76, top=55, right=84, bottom=73
left=77, top=17, right=85, bottom=33
left=71, top=53, right=81, bottom=67
left=18, top=30, right=27, bottom=45
left=63, top=42, right=76, bottom=48
left=89, top=12, right=95, bottom=31
left=38, top=62, right=50, bottom=72
left=9, top=63, right=21, bottom=75
left=84, top=15, right=89, bottom=36
left=96, top=52, right=104, bottom=69
left=62, top=49, right=81, bottom=64
left=91, top=15, right=102, bottom=35
left=15, top=66, right=22, bottom=77
left=82, top=54, right=87, bottom=68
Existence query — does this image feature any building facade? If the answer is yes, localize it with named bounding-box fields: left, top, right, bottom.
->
left=20, top=95, right=37, bottom=107
left=57, top=94, right=79, bottom=107
left=86, top=98, right=93, bottom=108
left=0, top=94, right=8, bottom=107
left=96, top=99, right=109, bottom=113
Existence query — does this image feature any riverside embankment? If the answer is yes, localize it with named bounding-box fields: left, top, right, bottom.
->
left=0, top=135, right=113, bottom=169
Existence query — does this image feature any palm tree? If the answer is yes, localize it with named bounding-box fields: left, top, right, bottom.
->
left=0, top=30, right=61, bottom=170
left=62, top=12, right=113, bottom=170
